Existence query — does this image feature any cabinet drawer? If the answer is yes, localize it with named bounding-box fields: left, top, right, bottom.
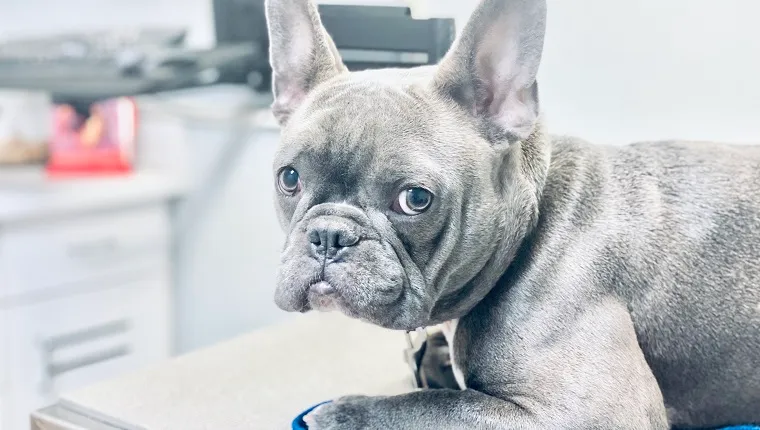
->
left=3, top=270, right=170, bottom=430
left=0, top=205, right=169, bottom=301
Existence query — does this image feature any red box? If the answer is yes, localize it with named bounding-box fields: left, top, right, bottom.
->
left=46, top=97, right=138, bottom=178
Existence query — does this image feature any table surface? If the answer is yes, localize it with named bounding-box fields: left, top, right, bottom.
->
left=32, top=312, right=416, bottom=430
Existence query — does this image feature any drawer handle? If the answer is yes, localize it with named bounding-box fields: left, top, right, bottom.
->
left=47, top=344, right=131, bottom=379
left=42, top=320, right=130, bottom=351
left=39, top=320, right=132, bottom=392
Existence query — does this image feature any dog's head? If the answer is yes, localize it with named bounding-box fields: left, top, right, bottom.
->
left=268, top=0, right=550, bottom=330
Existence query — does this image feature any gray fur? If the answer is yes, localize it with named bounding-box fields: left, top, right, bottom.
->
left=266, top=0, right=760, bottom=428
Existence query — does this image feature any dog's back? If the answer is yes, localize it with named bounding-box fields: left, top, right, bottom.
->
left=543, top=137, right=760, bottom=425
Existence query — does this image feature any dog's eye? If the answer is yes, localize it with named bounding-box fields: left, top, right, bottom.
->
left=277, top=166, right=301, bottom=195
left=393, top=187, right=433, bottom=215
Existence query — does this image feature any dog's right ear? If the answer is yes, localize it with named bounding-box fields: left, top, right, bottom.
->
left=434, top=0, right=547, bottom=143
left=265, top=0, right=347, bottom=125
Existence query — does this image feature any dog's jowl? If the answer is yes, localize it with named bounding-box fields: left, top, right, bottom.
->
left=266, top=0, right=760, bottom=428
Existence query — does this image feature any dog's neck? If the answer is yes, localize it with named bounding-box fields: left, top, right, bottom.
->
left=426, top=120, right=552, bottom=325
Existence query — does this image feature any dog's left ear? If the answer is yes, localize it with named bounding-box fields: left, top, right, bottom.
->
left=434, top=0, right=547, bottom=142
left=265, top=0, right=347, bottom=125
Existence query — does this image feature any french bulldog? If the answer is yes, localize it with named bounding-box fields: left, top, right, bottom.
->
left=266, top=0, right=760, bottom=428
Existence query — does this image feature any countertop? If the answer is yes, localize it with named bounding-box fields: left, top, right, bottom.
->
left=0, top=170, right=186, bottom=225
left=32, top=312, right=415, bottom=430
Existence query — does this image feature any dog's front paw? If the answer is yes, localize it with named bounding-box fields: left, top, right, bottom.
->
left=303, top=395, right=377, bottom=429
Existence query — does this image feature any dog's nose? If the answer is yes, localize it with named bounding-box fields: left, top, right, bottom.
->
left=307, top=220, right=360, bottom=259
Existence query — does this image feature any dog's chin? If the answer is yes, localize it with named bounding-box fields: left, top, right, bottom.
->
left=307, top=289, right=340, bottom=312
left=274, top=245, right=430, bottom=329
left=276, top=279, right=430, bottom=330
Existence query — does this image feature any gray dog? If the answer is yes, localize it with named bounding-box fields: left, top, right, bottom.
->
left=267, top=0, right=760, bottom=428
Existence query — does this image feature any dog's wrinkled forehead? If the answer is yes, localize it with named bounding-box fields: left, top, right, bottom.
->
left=283, top=70, right=433, bottom=144
left=275, top=69, right=464, bottom=185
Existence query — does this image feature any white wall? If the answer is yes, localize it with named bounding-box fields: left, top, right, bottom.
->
left=0, top=0, right=215, bottom=47
left=540, top=0, right=760, bottom=145
left=414, top=0, right=760, bottom=145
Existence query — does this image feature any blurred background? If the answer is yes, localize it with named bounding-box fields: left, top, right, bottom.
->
left=0, top=0, right=757, bottom=429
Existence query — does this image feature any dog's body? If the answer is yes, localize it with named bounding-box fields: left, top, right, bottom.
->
left=265, top=0, right=760, bottom=428
left=457, top=137, right=760, bottom=428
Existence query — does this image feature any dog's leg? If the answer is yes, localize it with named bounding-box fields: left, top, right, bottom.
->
left=304, top=298, right=669, bottom=430
left=303, top=389, right=538, bottom=429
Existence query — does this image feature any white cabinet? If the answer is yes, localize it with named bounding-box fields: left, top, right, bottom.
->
left=0, top=205, right=169, bottom=301
left=0, top=203, right=173, bottom=430
left=4, top=272, right=169, bottom=430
